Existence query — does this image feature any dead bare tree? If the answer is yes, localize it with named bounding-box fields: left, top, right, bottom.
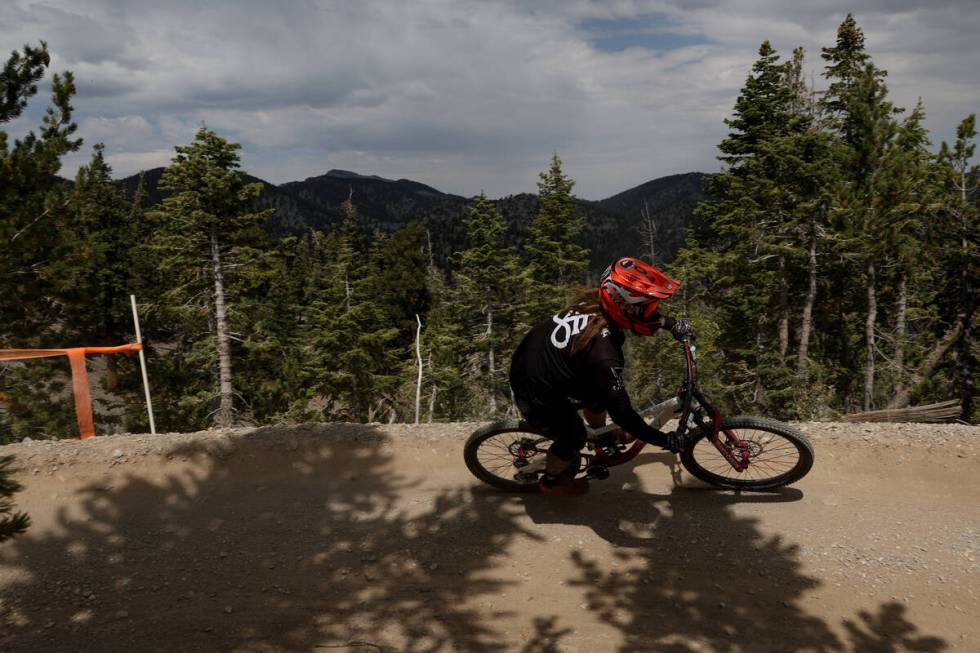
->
left=638, top=199, right=659, bottom=266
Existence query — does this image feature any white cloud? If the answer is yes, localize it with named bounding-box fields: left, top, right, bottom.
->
left=103, top=148, right=175, bottom=175
left=2, top=0, right=979, bottom=198
left=76, top=115, right=153, bottom=147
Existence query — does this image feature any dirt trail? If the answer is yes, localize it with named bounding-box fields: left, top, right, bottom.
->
left=0, top=421, right=978, bottom=653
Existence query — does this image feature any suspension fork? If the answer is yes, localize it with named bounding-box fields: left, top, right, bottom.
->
left=676, top=338, right=747, bottom=472
left=690, top=389, right=748, bottom=472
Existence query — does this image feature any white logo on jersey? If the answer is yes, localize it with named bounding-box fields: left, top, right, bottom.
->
left=550, top=311, right=590, bottom=349
left=610, top=366, right=625, bottom=391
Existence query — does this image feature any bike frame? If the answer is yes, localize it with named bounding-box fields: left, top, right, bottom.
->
left=588, top=337, right=750, bottom=472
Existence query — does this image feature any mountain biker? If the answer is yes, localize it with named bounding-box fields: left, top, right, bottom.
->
left=508, top=257, right=693, bottom=497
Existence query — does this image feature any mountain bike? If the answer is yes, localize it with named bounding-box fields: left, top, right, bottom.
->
left=464, top=336, right=814, bottom=492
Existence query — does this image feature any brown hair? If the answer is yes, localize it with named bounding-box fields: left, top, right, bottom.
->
left=561, top=287, right=609, bottom=355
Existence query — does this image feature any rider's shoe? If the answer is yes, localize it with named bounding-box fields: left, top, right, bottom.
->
left=611, top=427, right=636, bottom=444
left=538, top=473, right=590, bottom=497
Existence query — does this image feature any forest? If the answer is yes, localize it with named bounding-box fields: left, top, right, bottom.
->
left=1, top=14, right=978, bottom=444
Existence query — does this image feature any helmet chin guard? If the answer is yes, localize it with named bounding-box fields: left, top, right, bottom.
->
left=599, top=257, right=680, bottom=335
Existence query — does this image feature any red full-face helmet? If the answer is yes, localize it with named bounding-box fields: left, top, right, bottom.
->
left=599, top=257, right=681, bottom=335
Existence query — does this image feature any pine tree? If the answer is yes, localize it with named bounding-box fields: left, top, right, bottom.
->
left=719, top=41, right=794, bottom=164
left=454, top=193, right=523, bottom=415
left=372, top=222, right=431, bottom=346
left=891, top=115, right=980, bottom=416
left=227, top=236, right=299, bottom=424
left=816, top=14, right=912, bottom=412
left=0, top=40, right=80, bottom=538
left=880, top=102, right=942, bottom=401
left=523, top=154, right=588, bottom=320
left=278, top=229, right=339, bottom=420
left=419, top=248, right=473, bottom=421
left=679, top=41, right=833, bottom=415
left=820, top=13, right=886, bottom=140
left=148, top=128, right=272, bottom=429
left=32, top=144, right=145, bottom=430
left=115, top=172, right=177, bottom=432
left=300, top=200, right=400, bottom=422
left=362, top=222, right=436, bottom=420
left=1, top=41, right=81, bottom=345
left=831, top=64, right=903, bottom=411
left=300, top=222, right=360, bottom=420
left=124, top=171, right=160, bottom=303
left=0, top=454, right=29, bottom=542
left=46, top=144, right=132, bottom=343
left=364, top=227, right=425, bottom=420
left=938, top=116, right=979, bottom=419
left=783, top=46, right=831, bottom=386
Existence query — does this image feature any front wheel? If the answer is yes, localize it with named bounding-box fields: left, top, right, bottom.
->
left=681, top=416, right=813, bottom=490
left=464, top=420, right=554, bottom=492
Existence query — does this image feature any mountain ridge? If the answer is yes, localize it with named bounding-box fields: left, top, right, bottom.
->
left=116, top=168, right=711, bottom=268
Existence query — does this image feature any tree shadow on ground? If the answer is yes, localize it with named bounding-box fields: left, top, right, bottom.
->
left=0, top=424, right=550, bottom=652
left=0, top=430, right=950, bottom=652
left=519, top=451, right=948, bottom=653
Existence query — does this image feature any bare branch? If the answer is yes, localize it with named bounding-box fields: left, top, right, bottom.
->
left=10, top=198, right=71, bottom=242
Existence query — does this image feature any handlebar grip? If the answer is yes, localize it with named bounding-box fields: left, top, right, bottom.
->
left=669, top=319, right=695, bottom=342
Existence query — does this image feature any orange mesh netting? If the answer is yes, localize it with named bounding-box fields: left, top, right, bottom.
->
left=0, top=344, right=143, bottom=439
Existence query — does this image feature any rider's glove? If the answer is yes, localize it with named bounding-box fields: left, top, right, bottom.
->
left=648, top=428, right=684, bottom=453
left=670, top=319, right=694, bottom=341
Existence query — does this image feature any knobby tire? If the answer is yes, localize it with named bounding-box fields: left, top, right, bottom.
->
left=680, top=415, right=814, bottom=490
left=464, top=420, right=550, bottom=492
left=466, top=416, right=813, bottom=492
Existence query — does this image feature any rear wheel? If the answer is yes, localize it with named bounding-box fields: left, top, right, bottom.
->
left=464, top=420, right=553, bottom=492
left=680, top=416, right=813, bottom=490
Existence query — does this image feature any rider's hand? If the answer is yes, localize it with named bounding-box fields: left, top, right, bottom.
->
left=670, top=319, right=695, bottom=341
left=645, top=427, right=683, bottom=453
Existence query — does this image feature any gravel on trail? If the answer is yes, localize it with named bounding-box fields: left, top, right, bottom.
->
left=1, top=420, right=978, bottom=652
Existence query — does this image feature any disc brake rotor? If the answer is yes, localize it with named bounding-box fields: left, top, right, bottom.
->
left=741, top=441, right=764, bottom=457
left=508, top=438, right=541, bottom=461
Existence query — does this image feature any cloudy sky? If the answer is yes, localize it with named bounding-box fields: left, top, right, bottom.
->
left=3, top=0, right=979, bottom=199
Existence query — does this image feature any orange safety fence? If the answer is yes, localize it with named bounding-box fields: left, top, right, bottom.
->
left=0, top=344, right=143, bottom=439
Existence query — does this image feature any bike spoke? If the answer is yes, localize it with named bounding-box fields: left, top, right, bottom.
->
left=472, top=431, right=549, bottom=486
left=484, top=439, right=515, bottom=452
left=689, top=426, right=804, bottom=484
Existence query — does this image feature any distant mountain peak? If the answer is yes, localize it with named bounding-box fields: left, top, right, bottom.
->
left=324, top=169, right=390, bottom=182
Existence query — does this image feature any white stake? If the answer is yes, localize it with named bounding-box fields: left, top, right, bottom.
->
left=130, top=295, right=157, bottom=435
left=415, top=314, right=423, bottom=425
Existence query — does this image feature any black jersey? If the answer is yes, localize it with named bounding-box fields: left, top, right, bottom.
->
left=509, top=309, right=672, bottom=444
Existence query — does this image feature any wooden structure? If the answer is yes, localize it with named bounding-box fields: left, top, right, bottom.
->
left=840, top=399, right=962, bottom=423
